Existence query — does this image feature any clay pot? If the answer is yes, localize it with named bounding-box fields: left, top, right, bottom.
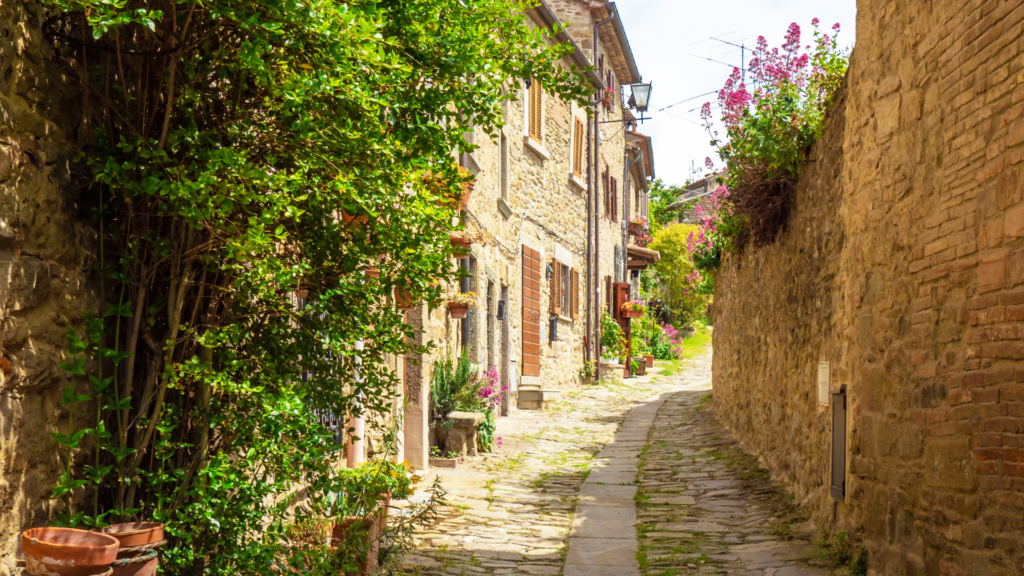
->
left=330, top=497, right=390, bottom=576
left=363, top=267, right=381, bottom=279
left=103, top=523, right=164, bottom=576
left=22, top=527, right=119, bottom=576
left=621, top=309, right=642, bottom=319
left=643, top=355, right=655, bottom=368
left=447, top=302, right=469, bottom=319
left=449, top=236, right=473, bottom=255
left=341, top=211, right=368, bottom=228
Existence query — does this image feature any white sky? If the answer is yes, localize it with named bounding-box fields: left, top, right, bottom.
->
left=613, top=0, right=858, bottom=187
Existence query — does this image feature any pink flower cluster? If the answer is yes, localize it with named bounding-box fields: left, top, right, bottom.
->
left=660, top=322, right=686, bottom=360
left=686, top=185, right=732, bottom=256
left=476, top=365, right=506, bottom=411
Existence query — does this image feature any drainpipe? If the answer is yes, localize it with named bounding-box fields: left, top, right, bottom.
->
left=593, top=4, right=615, bottom=383
left=623, top=148, right=644, bottom=282
left=347, top=339, right=365, bottom=468
left=585, top=113, right=593, bottom=365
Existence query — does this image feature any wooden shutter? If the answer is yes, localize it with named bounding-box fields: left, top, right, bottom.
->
left=611, top=177, right=618, bottom=222
left=570, top=269, right=579, bottom=320
left=522, top=246, right=542, bottom=377
left=599, top=55, right=605, bottom=83
left=551, top=259, right=563, bottom=316
left=603, top=168, right=610, bottom=216
left=529, top=80, right=543, bottom=142
left=573, top=118, right=584, bottom=177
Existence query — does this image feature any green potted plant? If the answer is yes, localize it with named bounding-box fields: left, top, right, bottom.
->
left=579, top=361, right=596, bottom=385
left=327, top=460, right=413, bottom=576
left=599, top=312, right=626, bottom=363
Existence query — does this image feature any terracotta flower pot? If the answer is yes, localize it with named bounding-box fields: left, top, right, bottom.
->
left=341, top=211, right=368, bottom=228
left=448, top=302, right=470, bottom=319
left=330, top=497, right=389, bottom=576
left=102, top=523, right=164, bottom=576
left=23, top=527, right=119, bottom=576
left=643, top=355, right=655, bottom=368
left=627, top=221, right=644, bottom=236
left=449, top=236, right=473, bottom=255
left=621, top=309, right=642, bottom=319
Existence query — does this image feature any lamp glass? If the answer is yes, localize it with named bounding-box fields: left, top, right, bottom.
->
left=630, top=82, right=652, bottom=112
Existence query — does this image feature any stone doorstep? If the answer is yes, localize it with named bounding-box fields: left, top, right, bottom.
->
left=517, top=387, right=562, bottom=410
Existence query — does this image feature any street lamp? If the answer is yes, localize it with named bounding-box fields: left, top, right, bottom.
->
left=628, top=82, right=652, bottom=113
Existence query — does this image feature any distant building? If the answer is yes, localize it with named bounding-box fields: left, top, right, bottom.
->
left=669, top=172, right=722, bottom=224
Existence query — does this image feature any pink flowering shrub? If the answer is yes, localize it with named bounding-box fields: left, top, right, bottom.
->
left=700, top=19, right=848, bottom=248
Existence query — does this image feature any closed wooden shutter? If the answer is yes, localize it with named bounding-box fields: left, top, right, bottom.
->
left=611, top=177, right=618, bottom=222
left=529, top=80, right=543, bottom=143
left=570, top=268, right=579, bottom=320
left=603, top=168, right=610, bottom=216
left=573, top=118, right=584, bottom=177
left=522, top=246, right=542, bottom=378
left=551, top=259, right=563, bottom=316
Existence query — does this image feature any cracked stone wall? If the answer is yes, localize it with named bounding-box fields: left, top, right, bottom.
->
left=713, top=1, right=1024, bottom=574
left=0, top=2, right=99, bottom=571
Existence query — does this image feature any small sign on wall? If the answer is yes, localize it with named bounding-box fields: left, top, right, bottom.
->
left=818, top=362, right=831, bottom=406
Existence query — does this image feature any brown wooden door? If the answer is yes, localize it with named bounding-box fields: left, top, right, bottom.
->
left=522, top=246, right=542, bottom=378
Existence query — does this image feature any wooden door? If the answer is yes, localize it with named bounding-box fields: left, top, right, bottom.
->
left=522, top=247, right=542, bottom=378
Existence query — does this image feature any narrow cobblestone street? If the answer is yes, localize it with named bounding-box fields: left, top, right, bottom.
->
left=398, top=350, right=836, bottom=576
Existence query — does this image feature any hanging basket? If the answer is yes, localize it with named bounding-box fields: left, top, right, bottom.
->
left=621, top=309, right=642, bottom=319
left=450, top=236, right=473, bottom=255
left=447, top=302, right=470, bottom=319
left=627, top=221, right=644, bottom=236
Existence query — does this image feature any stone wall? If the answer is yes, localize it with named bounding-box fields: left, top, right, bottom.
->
left=712, top=1, right=1024, bottom=574
left=0, top=2, right=99, bottom=570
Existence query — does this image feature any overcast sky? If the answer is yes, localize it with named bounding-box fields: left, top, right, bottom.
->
left=613, top=0, right=858, bottom=187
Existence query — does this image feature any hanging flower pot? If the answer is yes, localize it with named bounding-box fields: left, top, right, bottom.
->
left=458, top=166, right=476, bottom=210
left=447, top=302, right=470, bottom=319
left=102, top=522, right=165, bottom=576
left=449, top=235, right=473, bottom=255
left=627, top=221, right=645, bottom=236
left=22, top=527, right=119, bottom=576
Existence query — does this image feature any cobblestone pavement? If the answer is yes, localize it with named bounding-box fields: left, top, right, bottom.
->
left=397, top=350, right=835, bottom=576
left=636, top=388, right=835, bottom=576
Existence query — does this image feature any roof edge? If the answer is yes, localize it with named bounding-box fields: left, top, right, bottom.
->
left=606, top=3, right=641, bottom=85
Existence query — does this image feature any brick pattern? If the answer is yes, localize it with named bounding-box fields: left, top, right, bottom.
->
left=714, top=0, right=1024, bottom=574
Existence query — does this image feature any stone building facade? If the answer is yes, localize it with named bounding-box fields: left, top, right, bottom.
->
left=0, top=2, right=100, bottom=569
left=712, top=0, right=1024, bottom=574
left=402, top=0, right=656, bottom=470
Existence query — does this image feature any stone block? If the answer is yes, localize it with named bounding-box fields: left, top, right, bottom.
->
left=923, top=437, right=974, bottom=489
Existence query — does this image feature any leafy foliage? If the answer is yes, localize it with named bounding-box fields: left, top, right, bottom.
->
left=647, top=179, right=687, bottom=232
left=40, top=0, right=589, bottom=573
left=600, top=312, right=627, bottom=360
left=650, top=224, right=710, bottom=325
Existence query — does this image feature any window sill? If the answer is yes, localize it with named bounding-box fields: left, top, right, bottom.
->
left=523, top=136, right=551, bottom=161
left=568, top=173, right=587, bottom=191
left=556, top=314, right=574, bottom=323
left=497, top=198, right=513, bottom=219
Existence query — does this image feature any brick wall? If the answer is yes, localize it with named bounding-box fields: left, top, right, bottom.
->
left=712, top=0, right=1024, bottom=574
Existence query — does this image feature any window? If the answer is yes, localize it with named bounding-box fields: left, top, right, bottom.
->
left=529, top=79, right=543, bottom=143
left=572, top=118, right=585, bottom=178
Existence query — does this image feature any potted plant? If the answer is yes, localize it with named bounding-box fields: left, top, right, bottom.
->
left=22, top=527, right=120, bottom=576
left=424, top=166, right=476, bottom=210
left=631, top=358, right=646, bottom=376
left=643, top=354, right=656, bottom=368
left=627, top=217, right=648, bottom=237
left=602, top=86, right=615, bottom=109
left=447, top=292, right=476, bottom=319
left=599, top=312, right=626, bottom=363
left=620, top=300, right=645, bottom=319
left=328, top=460, right=413, bottom=576
left=579, top=361, right=596, bottom=385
